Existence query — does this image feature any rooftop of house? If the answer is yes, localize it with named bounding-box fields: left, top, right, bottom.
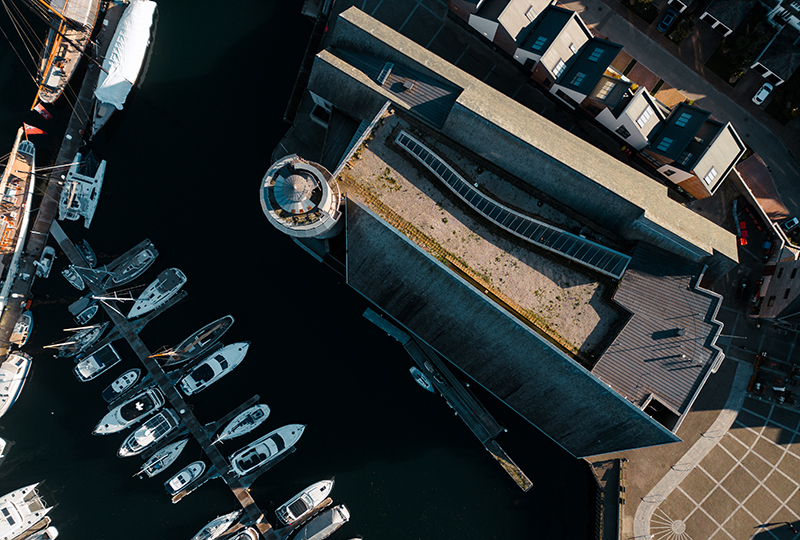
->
left=648, top=102, right=712, bottom=162
left=519, top=5, right=580, bottom=53
left=753, top=25, right=800, bottom=81
left=474, top=0, right=512, bottom=20
left=588, top=74, right=631, bottom=110
left=704, top=0, right=758, bottom=29
left=558, top=38, right=623, bottom=94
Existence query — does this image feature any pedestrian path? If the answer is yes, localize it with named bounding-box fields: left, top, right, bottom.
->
left=633, top=361, right=752, bottom=538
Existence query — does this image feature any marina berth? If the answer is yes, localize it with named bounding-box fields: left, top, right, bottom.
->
left=58, top=152, right=106, bottom=229
left=289, top=504, right=350, bottom=540
left=0, top=352, right=32, bottom=419
left=9, top=310, right=33, bottom=347
left=73, top=343, right=123, bottom=382
left=164, top=460, right=206, bottom=496
left=229, top=424, right=306, bottom=477
left=138, top=438, right=189, bottom=478
left=276, top=479, right=335, bottom=526
left=0, top=128, right=35, bottom=313
left=161, top=315, right=234, bottom=367
left=0, top=484, right=53, bottom=540
left=128, top=267, right=187, bottom=319
left=93, top=386, right=165, bottom=435
left=101, top=368, right=142, bottom=403
left=91, top=0, right=158, bottom=138
left=212, top=403, right=270, bottom=445
left=117, top=408, right=181, bottom=457
left=178, top=342, right=249, bottom=396
left=189, top=509, right=242, bottom=540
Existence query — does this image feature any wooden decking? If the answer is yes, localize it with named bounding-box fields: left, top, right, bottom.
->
left=49, top=221, right=279, bottom=539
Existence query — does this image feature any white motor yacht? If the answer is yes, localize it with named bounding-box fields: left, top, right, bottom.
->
left=128, top=267, right=186, bottom=319
left=289, top=504, right=350, bottom=540
left=118, top=408, right=181, bottom=457
left=178, top=342, right=249, bottom=396
left=93, top=386, right=164, bottom=435
left=101, top=368, right=141, bottom=403
left=61, top=265, right=85, bottom=290
left=164, top=460, right=206, bottom=496
left=73, top=343, right=122, bottom=382
left=34, top=246, right=55, bottom=278
left=0, top=352, right=32, bottom=419
left=229, top=424, right=306, bottom=477
left=0, top=484, right=53, bottom=540
left=190, top=510, right=242, bottom=540
left=276, top=479, right=335, bottom=526
left=9, top=310, right=33, bottom=347
left=212, top=403, right=270, bottom=444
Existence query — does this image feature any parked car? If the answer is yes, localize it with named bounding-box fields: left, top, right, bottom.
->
left=658, top=8, right=678, bottom=32
left=783, top=217, right=799, bottom=232
left=752, top=82, right=773, bottom=105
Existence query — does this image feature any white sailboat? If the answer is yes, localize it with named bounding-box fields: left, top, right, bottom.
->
left=127, top=267, right=186, bottom=319
left=212, top=403, right=270, bottom=445
left=0, top=484, right=53, bottom=540
left=0, top=352, right=31, bottom=419
left=137, top=438, right=189, bottom=478
left=91, top=0, right=157, bottom=138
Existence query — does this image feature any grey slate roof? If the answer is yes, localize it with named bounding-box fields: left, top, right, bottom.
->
left=519, top=6, right=575, bottom=52
left=591, top=243, right=724, bottom=427
left=648, top=102, right=711, bottom=162
left=330, top=48, right=461, bottom=128
left=754, top=25, right=800, bottom=82
left=345, top=199, right=679, bottom=457
left=704, top=0, right=758, bottom=30
left=559, top=38, right=623, bottom=94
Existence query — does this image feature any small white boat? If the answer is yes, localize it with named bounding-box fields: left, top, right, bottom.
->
left=178, top=342, right=249, bottom=396
left=213, top=403, right=270, bottom=445
left=164, top=460, right=206, bottom=496
left=0, top=352, right=32, bottom=419
left=118, top=408, right=181, bottom=457
left=0, top=484, right=53, bottom=540
left=62, top=265, right=85, bottom=290
left=104, top=240, right=158, bottom=286
left=34, top=246, right=56, bottom=278
left=138, top=438, right=189, bottom=478
left=410, top=366, right=434, bottom=393
left=228, top=527, right=258, bottom=540
left=101, top=368, right=141, bottom=403
left=75, top=303, right=99, bottom=325
left=10, top=310, right=33, bottom=347
left=58, top=151, right=105, bottom=228
left=128, top=267, right=187, bottom=319
left=229, top=424, right=306, bottom=477
left=276, top=479, right=335, bottom=526
left=74, top=343, right=122, bottom=382
left=77, top=239, right=97, bottom=267
left=93, top=386, right=164, bottom=435
left=161, top=315, right=234, bottom=367
left=290, top=504, right=350, bottom=540
left=0, top=437, right=6, bottom=458
left=190, top=510, right=242, bottom=540
left=47, top=322, right=108, bottom=358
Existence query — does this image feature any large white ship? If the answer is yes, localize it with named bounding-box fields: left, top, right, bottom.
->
left=0, top=483, right=53, bottom=540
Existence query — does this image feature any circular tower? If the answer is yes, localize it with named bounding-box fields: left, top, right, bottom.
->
left=259, top=155, right=343, bottom=239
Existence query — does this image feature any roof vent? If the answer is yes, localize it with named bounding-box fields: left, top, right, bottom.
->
left=402, top=80, right=414, bottom=91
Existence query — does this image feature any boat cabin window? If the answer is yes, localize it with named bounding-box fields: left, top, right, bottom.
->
left=193, top=364, right=215, bottom=384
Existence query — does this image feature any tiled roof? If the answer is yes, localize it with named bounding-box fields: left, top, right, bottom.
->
left=754, top=25, right=800, bottom=82
left=705, top=0, right=758, bottom=30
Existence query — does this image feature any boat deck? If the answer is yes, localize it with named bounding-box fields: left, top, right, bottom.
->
left=49, top=221, right=279, bottom=539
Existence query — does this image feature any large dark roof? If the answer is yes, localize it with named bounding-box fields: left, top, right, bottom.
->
left=591, top=243, right=723, bottom=427
left=559, top=39, right=623, bottom=94
left=754, top=26, right=800, bottom=82
left=704, top=0, right=757, bottom=30
left=345, top=200, right=679, bottom=457
left=649, top=102, right=710, bottom=162
left=475, top=0, right=511, bottom=20
left=519, top=6, right=575, bottom=53
left=329, top=48, right=461, bottom=129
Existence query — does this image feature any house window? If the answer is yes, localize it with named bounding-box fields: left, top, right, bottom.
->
left=677, top=151, right=693, bottom=165
left=616, top=125, right=631, bottom=138
left=531, top=36, right=547, bottom=51
left=663, top=169, right=676, bottom=176
left=656, top=137, right=673, bottom=152
left=588, top=47, right=604, bottom=62
left=640, top=151, right=663, bottom=168
left=636, top=106, right=653, bottom=128
left=792, top=268, right=797, bottom=279
left=554, top=59, right=567, bottom=78
left=703, top=166, right=718, bottom=185
left=596, top=80, right=615, bottom=100
left=675, top=112, right=692, bottom=127
left=785, top=289, right=792, bottom=299
left=778, top=267, right=785, bottom=279
left=526, top=6, right=537, bottom=21
left=791, top=1, right=800, bottom=9
left=571, top=72, right=586, bottom=86
left=569, top=42, right=577, bottom=54
left=769, top=296, right=776, bottom=306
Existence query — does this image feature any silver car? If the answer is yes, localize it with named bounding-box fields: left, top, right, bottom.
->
left=752, top=82, right=773, bottom=105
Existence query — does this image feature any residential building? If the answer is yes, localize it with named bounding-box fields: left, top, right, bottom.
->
left=762, top=0, right=800, bottom=32
left=752, top=244, right=800, bottom=321
left=750, top=24, right=800, bottom=86
left=549, top=38, right=623, bottom=108
left=667, top=0, right=694, bottom=13
left=699, top=0, right=758, bottom=36
left=639, top=103, right=746, bottom=199
left=588, top=83, right=667, bottom=150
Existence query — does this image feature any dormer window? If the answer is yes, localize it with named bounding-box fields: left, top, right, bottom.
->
left=526, top=6, right=537, bottom=21
left=636, top=106, right=653, bottom=128
left=569, top=42, right=577, bottom=54
left=554, top=59, right=567, bottom=78
left=703, top=166, right=718, bottom=185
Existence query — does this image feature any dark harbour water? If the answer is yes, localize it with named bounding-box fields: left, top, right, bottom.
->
left=0, top=1, right=592, bottom=539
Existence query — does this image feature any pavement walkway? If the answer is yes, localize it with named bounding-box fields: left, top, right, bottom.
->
left=633, top=361, right=753, bottom=538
